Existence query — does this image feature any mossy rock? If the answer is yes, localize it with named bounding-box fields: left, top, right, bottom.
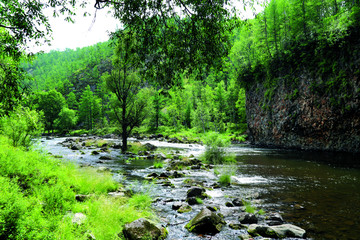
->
left=185, top=208, right=226, bottom=235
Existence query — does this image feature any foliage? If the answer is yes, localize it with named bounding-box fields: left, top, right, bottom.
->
left=106, top=31, right=148, bottom=152
left=78, top=85, right=102, bottom=131
left=32, top=89, right=66, bottom=132
left=128, top=194, right=153, bottom=210
left=0, top=135, right=154, bottom=239
left=0, top=56, right=28, bottom=116
left=202, top=132, right=233, bottom=164
left=215, top=165, right=237, bottom=186
left=153, top=161, right=164, bottom=169
left=233, top=0, right=360, bottom=107
left=0, top=106, right=43, bottom=148
left=54, top=107, right=77, bottom=133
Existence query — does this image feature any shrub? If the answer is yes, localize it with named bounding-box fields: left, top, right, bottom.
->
left=0, top=106, right=43, bottom=148
left=202, top=132, right=233, bottom=164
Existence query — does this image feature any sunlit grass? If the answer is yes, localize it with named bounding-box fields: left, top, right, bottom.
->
left=0, top=135, right=154, bottom=240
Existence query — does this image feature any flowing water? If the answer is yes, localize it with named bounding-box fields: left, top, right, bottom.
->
left=40, top=137, right=360, bottom=240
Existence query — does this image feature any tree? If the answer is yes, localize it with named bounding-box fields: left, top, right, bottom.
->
left=151, top=89, right=165, bottom=130
left=33, top=89, right=65, bottom=132
left=106, top=31, right=147, bottom=152
left=78, top=85, right=101, bottom=130
left=55, top=107, right=77, bottom=133
left=67, top=91, right=78, bottom=110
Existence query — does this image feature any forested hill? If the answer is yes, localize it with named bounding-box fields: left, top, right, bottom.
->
left=22, top=41, right=114, bottom=94
left=233, top=0, right=360, bottom=152
left=21, top=36, right=247, bottom=137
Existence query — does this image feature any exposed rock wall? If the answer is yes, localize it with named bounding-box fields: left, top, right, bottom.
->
left=246, top=73, right=360, bottom=152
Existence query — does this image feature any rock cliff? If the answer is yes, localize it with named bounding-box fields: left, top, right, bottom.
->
left=246, top=72, right=360, bottom=152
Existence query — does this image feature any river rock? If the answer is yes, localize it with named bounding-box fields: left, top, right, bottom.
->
left=187, top=187, right=205, bottom=199
left=108, top=192, right=125, bottom=198
left=70, top=144, right=81, bottom=150
left=72, top=213, right=87, bottom=225
left=122, top=218, right=166, bottom=240
left=265, top=212, right=284, bottom=226
left=156, top=153, right=167, bottom=160
left=271, top=224, right=306, bottom=238
left=178, top=204, right=192, bottom=213
left=75, top=194, right=91, bottom=202
left=185, top=208, right=226, bottom=235
left=143, top=143, right=157, bottom=151
left=186, top=197, right=199, bottom=205
left=239, top=212, right=258, bottom=224
left=248, top=224, right=306, bottom=238
left=225, top=201, right=235, bottom=207
left=91, top=150, right=100, bottom=155
left=232, top=198, right=244, bottom=206
left=99, top=155, right=112, bottom=160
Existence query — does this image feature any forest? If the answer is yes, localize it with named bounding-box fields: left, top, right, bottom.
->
left=1, top=0, right=359, bottom=239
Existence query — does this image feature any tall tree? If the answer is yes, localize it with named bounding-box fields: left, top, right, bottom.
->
left=106, top=31, right=147, bottom=152
left=78, top=85, right=101, bottom=130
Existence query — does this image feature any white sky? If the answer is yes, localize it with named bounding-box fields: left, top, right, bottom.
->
left=30, top=1, right=260, bottom=53
left=30, top=6, right=119, bottom=53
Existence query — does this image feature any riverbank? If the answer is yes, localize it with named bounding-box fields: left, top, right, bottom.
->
left=0, top=135, right=155, bottom=240
left=40, top=135, right=360, bottom=240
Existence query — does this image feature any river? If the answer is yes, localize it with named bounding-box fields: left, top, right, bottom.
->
left=40, top=137, right=360, bottom=240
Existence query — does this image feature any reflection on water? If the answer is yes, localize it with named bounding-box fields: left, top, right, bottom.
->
left=235, top=150, right=360, bottom=240
left=40, top=137, right=360, bottom=240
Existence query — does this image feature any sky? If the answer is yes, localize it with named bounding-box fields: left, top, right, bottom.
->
left=31, top=1, right=260, bottom=53
left=31, top=5, right=119, bottom=53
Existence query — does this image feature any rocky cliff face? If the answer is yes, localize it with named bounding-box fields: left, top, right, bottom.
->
left=246, top=73, right=360, bottom=152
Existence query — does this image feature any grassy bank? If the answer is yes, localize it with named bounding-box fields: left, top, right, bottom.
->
left=0, top=135, right=154, bottom=240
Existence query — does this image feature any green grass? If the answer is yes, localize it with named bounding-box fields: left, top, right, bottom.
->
left=215, top=165, right=237, bottom=186
left=0, top=135, right=155, bottom=240
left=128, top=142, right=147, bottom=154
left=195, top=197, right=203, bottom=204
left=218, top=174, right=232, bottom=185
left=153, top=161, right=164, bottom=169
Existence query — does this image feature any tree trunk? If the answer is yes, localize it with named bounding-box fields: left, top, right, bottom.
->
left=121, top=129, right=127, bottom=153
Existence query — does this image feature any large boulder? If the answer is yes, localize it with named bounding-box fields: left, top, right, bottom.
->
left=122, top=218, right=167, bottom=240
left=271, top=224, right=306, bottom=238
left=248, top=224, right=306, bottom=238
left=185, top=208, right=226, bottom=235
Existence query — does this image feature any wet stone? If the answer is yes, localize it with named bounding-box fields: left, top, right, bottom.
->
left=186, top=197, right=198, bottom=205
left=228, top=222, right=244, bottom=230
left=232, top=198, right=244, bottom=206
left=186, top=187, right=205, bottom=198
left=99, top=155, right=112, bottom=160
left=225, top=201, right=235, bottom=207
left=122, top=218, right=166, bottom=240
left=206, top=205, right=219, bottom=212
left=265, top=212, right=284, bottom=226
left=178, top=204, right=192, bottom=213
left=91, top=150, right=100, bottom=155
left=185, top=208, right=226, bottom=235
left=239, top=213, right=258, bottom=224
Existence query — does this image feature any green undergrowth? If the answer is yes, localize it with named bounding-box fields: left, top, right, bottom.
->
left=0, top=135, right=155, bottom=240
left=134, top=125, right=247, bottom=144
